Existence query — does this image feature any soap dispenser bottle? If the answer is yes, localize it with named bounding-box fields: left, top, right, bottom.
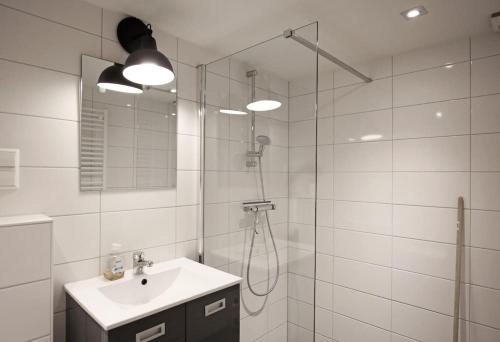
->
left=103, top=243, right=124, bottom=281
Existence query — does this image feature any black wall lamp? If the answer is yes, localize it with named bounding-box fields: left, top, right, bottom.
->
left=118, top=17, right=175, bottom=86
left=97, top=63, right=143, bottom=94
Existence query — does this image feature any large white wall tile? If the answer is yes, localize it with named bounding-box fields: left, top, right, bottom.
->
left=334, top=57, right=392, bottom=88
left=0, top=5, right=100, bottom=74
left=101, top=208, right=175, bottom=254
left=333, top=285, right=391, bottom=329
left=394, top=39, right=469, bottom=75
left=334, top=141, right=392, bottom=172
left=334, top=172, right=392, bottom=203
left=470, top=248, right=500, bottom=290
left=392, top=301, right=453, bottom=342
left=0, top=280, right=51, bottom=342
left=53, top=214, right=99, bottom=264
left=394, top=136, right=470, bottom=171
left=334, top=257, right=391, bottom=298
left=0, top=113, right=78, bottom=167
left=471, top=94, right=500, bottom=134
left=334, top=201, right=392, bottom=235
left=393, top=205, right=469, bottom=244
left=334, top=109, right=392, bottom=143
left=470, top=285, right=500, bottom=329
left=392, top=269, right=455, bottom=315
left=289, top=93, right=315, bottom=122
left=471, top=172, right=500, bottom=210
left=471, top=210, right=500, bottom=250
left=393, top=172, right=469, bottom=207
left=393, top=237, right=456, bottom=279
left=100, top=188, right=176, bottom=212
left=469, top=322, right=500, bottom=342
left=393, top=99, right=470, bottom=139
left=334, top=229, right=392, bottom=267
left=394, top=62, right=469, bottom=107
left=333, top=313, right=391, bottom=342
left=0, top=60, right=79, bottom=120
left=0, top=167, right=99, bottom=216
left=0, top=222, right=51, bottom=288
left=176, top=205, right=198, bottom=242
left=471, top=33, right=500, bottom=59
left=472, top=133, right=500, bottom=171
left=0, top=0, right=102, bottom=35
left=471, top=54, right=500, bottom=96
left=334, top=78, right=392, bottom=115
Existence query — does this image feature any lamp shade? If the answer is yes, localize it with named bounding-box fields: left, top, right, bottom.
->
left=97, top=64, right=143, bottom=94
left=122, top=35, right=175, bottom=86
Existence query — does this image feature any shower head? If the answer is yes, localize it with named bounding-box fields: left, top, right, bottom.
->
left=256, top=135, right=271, bottom=154
left=256, top=135, right=271, bottom=146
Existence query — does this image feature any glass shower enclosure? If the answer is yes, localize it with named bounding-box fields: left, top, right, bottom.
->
left=200, top=22, right=320, bottom=341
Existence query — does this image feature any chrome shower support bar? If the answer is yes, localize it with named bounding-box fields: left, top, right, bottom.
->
left=453, top=196, right=465, bottom=342
left=283, top=28, right=373, bottom=83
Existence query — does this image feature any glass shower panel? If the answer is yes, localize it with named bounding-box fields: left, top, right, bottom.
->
left=202, top=23, right=318, bottom=342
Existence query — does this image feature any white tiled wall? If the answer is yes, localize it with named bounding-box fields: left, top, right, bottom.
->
left=0, top=1, right=215, bottom=340
left=288, top=33, right=500, bottom=342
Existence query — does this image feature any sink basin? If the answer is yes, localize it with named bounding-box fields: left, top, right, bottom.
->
left=98, top=267, right=182, bottom=305
left=65, top=257, right=241, bottom=330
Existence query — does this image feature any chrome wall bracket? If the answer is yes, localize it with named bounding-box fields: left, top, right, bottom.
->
left=284, top=28, right=373, bottom=83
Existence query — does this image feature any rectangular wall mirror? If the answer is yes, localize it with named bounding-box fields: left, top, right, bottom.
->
left=80, top=55, right=177, bottom=191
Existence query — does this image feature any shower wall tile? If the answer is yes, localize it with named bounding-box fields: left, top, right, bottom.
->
left=393, top=99, right=470, bottom=139
left=470, top=285, right=500, bottom=329
left=334, top=141, right=392, bottom=172
left=333, top=313, right=391, bottom=342
left=393, top=172, right=470, bottom=207
left=393, top=205, right=470, bottom=244
left=469, top=322, right=500, bottom=342
left=471, top=94, right=500, bottom=134
left=471, top=32, right=500, bottom=59
left=333, top=257, right=391, bottom=298
left=333, top=285, right=391, bottom=330
left=393, top=135, right=470, bottom=172
left=393, top=237, right=457, bottom=280
left=334, top=56, right=392, bottom=88
left=391, top=301, right=453, bottom=342
left=471, top=54, right=500, bottom=96
left=470, top=248, right=500, bottom=290
left=393, top=38, right=469, bottom=75
left=334, top=78, right=392, bottom=115
left=471, top=210, right=500, bottom=250
left=393, top=62, right=469, bottom=107
left=334, top=172, right=392, bottom=203
left=334, top=201, right=392, bottom=235
left=289, top=93, right=315, bottom=121
left=471, top=172, right=500, bottom=210
left=471, top=133, right=500, bottom=171
left=392, top=269, right=455, bottom=315
left=334, top=229, right=392, bottom=267
left=334, top=109, right=392, bottom=143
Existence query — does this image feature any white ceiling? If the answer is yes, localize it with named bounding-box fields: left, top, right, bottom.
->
left=87, top=0, right=499, bottom=79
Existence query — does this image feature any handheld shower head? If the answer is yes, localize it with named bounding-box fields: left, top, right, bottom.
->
left=256, top=135, right=271, bottom=154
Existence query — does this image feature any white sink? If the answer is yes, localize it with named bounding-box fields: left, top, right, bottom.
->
left=65, top=257, right=241, bottom=330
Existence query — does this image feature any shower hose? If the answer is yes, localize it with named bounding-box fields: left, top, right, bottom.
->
left=245, top=154, right=280, bottom=297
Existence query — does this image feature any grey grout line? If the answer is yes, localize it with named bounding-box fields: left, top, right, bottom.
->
left=0, top=277, right=50, bottom=291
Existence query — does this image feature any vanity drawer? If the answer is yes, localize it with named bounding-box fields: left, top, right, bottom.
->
left=108, top=305, right=185, bottom=342
left=185, top=285, right=239, bottom=342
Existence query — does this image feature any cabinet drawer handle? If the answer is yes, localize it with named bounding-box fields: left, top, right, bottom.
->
left=205, top=298, right=226, bottom=317
left=136, top=322, right=165, bottom=342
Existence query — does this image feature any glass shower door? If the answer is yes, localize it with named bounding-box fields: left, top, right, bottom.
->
left=201, top=22, right=319, bottom=342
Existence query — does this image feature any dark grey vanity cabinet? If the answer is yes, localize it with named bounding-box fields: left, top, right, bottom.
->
left=66, top=285, right=239, bottom=342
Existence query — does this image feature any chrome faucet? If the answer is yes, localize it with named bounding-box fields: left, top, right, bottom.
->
left=133, top=251, right=153, bottom=275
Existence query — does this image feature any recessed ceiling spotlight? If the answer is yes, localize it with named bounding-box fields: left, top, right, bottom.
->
left=401, top=6, right=428, bottom=20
